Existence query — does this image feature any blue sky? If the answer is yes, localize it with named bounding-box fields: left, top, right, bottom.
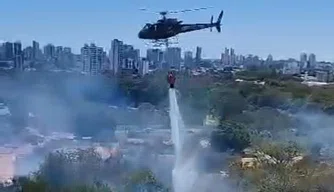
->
left=1, top=0, right=333, bottom=61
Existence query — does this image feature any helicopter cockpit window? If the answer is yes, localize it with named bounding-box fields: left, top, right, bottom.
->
left=144, top=24, right=151, bottom=29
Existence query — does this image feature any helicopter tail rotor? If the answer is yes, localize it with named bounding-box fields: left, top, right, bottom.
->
left=215, top=10, right=224, bottom=33
left=210, top=15, right=213, bottom=32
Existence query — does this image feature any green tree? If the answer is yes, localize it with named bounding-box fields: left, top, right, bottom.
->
left=124, top=169, right=170, bottom=192
left=247, top=88, right=288, bottom=108
left=16, top=177, right=113, bottom=192
left=211, top=120, right=251, bottom=152
left=238, top=82, right=265, bottom=98
left=244, top=107, right=293, bottom=134
left=36, top=148, right=103, bottom=189
left=209, top=86, right=247, bottom=120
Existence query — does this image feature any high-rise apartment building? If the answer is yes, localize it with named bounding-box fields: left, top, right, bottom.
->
left=122, top=44, right=140, bottom=69
left=0, top=44, right=4, bottom=60
left=230, top=48, right=235, bottom=65
left=101, top=51, right=109, bottom=71
left=184, top=51, right=193, bottom=68
left=4, top=42, right=13, bottom=60
left=300, top=52, right=307, bottom=69
left=43, top=44, right=56, bottom=59
left=32, top=40, right=40, bottom=60
left=139, top=58, right=149, bottom=75
left=146, top=49, right=159, bottom=62
left=109, top=39, right=123, bottom=74
left=147, top=48, right=164, bottom=69
left=89, top=44, right=103, bottom=75
left=63, top=47, right=74, bottom=68
left=195, top=46, right=202, bottom=66
left=223, top=48, right=230, bottom=65
left=165, top=47, right=181, bottom=70
left=23, top=46, right=33, bottom=61
left=308, top=53, right=316, bottom=68
left=81, top=43, right=104, bottom=75
left=81, top=44, right=90, bottom=73
left=13, top=41, right=23, bottom=69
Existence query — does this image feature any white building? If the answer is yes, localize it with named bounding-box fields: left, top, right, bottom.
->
left=89, top=45, right=103, bottom=75
left=283, top=61, right=300, bottom=75
left=139, top=58, right=149, bottom=75
left=80, top=43, right=103, bottom=75
left=316, top=70, right=333, bottom=82
left=81, top=44, right=90, bottom=73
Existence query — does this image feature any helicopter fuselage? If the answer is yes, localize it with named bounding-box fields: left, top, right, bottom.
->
left=138, top=10, right=223, bottom=41
left=138, top=22, right=214, bottom=40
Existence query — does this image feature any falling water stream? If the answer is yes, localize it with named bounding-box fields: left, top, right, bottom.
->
left=169, top=88, right=198, bottom=192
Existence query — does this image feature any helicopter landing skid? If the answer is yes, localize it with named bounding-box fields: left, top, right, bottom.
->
left=148, top=38, right=178, bottom=48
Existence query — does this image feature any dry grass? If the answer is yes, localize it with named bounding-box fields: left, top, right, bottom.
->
left=229, top=155, right=334, bottom=192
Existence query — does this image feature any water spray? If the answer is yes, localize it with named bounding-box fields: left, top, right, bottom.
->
left=169, top=88, right=198, bottom=192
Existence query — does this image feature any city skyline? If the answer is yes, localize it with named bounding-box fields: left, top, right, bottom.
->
left=0, top=39, right=328, bottom=63
left=1, top=0, right=334, bottom=61
left=0, top=38, right=332, bottom=81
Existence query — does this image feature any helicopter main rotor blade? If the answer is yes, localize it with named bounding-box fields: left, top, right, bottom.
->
left=168, top=7, right=213, bottom=14
left=139, top=6, right=213, bottom=15
left=139, top=8, right=161, bottom=14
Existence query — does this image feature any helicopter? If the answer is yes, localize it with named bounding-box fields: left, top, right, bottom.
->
left=138, top=7, right=224, bottom=47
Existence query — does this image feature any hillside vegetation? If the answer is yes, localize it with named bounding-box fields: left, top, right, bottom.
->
left=3, top=68, right=334, bottom=191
